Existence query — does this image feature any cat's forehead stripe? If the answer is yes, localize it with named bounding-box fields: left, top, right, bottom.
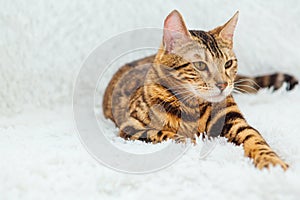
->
left=189, top=30, right=223, bottom=58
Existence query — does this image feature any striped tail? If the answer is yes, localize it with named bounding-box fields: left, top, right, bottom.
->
left=234, top=73, right=298, bottom=94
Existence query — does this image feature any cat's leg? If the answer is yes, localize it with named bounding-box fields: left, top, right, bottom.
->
left=235, top=73, right=298, bottom=93
left=206, top=96, right=289, bottom=170
left=119, top=117, right=185, bottom=143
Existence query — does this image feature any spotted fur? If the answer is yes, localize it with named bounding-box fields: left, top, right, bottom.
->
left=103, top=10, right=297, bottom=170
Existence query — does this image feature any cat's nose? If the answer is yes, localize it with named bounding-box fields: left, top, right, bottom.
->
left=216, top=82, right=228, bottom=92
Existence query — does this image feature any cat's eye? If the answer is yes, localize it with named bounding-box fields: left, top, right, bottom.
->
left=193, top=61, right=208, bottom=71
left=224, top=60, right=233, bottom=69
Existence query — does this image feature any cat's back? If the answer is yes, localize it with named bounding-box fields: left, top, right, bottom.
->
left=103, top=55, right=155, bottom=122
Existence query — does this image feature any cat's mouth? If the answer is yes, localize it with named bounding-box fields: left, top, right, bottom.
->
left=193, top=88, right=233, bottom=102
left=186, top=84, right=233, bottom=102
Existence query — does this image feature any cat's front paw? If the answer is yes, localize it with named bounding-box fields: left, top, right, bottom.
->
left=255, top=155, right=289, bottom=171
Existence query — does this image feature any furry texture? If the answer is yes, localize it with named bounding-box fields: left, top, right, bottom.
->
left=1, top=0, right=300, bottom=199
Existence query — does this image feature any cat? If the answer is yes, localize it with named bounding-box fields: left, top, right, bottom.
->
left=103, top=10, right=298, bottom=170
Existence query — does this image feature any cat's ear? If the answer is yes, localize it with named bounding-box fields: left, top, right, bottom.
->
left=210, top=11, right=239, bottom=48
left=163, top=10, right=192, bottom=53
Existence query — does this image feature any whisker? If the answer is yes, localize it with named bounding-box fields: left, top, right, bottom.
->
left=189, top=83, right=211, bottom=90
left=164, top=91, right=193, bottom=102
left=234, top=87, right=252, bottom=95
left=152, top=90, right=194, bottom=111
left=235, top=78, right=261, bottom=88
left=234, top=84, right=258, bottom=92
left=233, top=89, right=244, bottom=95
left=178, top=94, right=197, bottom=103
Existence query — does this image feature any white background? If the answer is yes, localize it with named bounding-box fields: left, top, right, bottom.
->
left=1, top=0, right=300, bottom=199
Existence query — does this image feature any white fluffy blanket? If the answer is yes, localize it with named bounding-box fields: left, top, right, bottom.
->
left=1, top=0, right=300, bottom=199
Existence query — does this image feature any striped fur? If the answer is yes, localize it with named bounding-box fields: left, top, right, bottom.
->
left=103, top=10, right=296, bottom=170
left=235, top=73, right=298, bottom=93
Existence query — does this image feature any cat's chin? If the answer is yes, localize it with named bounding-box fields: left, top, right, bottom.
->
left=198, top=91, right=232, bottom=102
left=204, top=94, right=227, bottom=103
left=189, top=86, right=233, bottom=103
left=195, top=88, right=233, bottom=103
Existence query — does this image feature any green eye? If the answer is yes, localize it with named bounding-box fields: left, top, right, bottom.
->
left=225, top=60, right=233, bottom=69
left=193, top=61, right=208, bottom=71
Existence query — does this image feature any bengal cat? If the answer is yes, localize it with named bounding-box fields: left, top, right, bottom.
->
left=103, top=10, right=298, bottom=170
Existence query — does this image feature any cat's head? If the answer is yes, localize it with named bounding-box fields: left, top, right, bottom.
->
left=155, top=10, right=239, bottom=103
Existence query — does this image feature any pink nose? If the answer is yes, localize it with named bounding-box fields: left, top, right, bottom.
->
left=216, top=82, right=228, bottom=91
